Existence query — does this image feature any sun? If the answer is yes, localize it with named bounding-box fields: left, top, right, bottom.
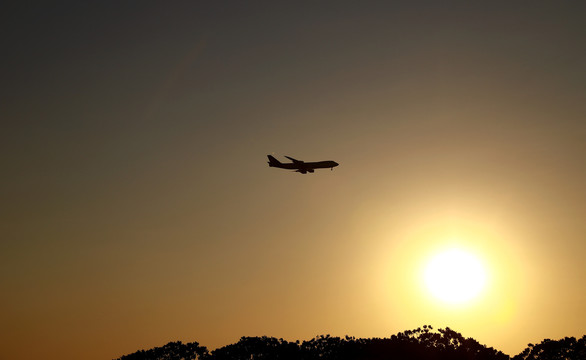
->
left=423, top=248, right=487, bottom=304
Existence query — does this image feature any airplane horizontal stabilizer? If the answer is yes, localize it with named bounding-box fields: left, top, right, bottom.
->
left=267, top=155, right=282, bottom=166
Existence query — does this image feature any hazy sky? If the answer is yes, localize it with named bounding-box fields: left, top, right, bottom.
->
left=1, top=2, right=584, bottom=359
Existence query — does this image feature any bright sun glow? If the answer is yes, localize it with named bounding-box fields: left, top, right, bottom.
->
left=424, top=248, right=487, bottom=304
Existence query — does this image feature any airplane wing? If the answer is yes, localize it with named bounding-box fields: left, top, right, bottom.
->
left=285, top=156, right=304, bottom=164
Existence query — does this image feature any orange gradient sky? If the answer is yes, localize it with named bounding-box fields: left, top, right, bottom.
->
left=1, top=2, right=584, bottom=359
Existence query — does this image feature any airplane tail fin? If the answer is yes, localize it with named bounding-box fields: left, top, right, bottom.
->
left=267, top=155, right=282, bottom=167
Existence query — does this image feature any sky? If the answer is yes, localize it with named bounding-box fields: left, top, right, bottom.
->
left=1, top=1, right=585, bottom=359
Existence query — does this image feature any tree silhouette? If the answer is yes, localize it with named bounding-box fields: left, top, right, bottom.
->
left=114, top=327, right=585, bottom=360
left=210, top=336, right=299, bottom=360
left=512, top=336, right=586, bottom=360
left=115, top=341, right=208, bottom=360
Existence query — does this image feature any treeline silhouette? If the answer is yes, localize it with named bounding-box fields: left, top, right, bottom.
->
left=114, top=325, right=585, bottom=360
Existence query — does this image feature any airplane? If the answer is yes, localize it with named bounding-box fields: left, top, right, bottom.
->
left=267, top=155, right=339, bottom=174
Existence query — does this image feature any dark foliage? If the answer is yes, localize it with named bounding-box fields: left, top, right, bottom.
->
left=512, top=335, right=586, bottom=360
left=115, top=341, right=208, bottom=360
left=114, top=326, right=585, bottom=360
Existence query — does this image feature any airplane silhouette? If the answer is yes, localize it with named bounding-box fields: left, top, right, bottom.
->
left=267, top=155, right=339, bottom=174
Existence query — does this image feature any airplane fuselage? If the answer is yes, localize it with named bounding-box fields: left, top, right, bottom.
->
left=267, top=155, right=339, bottom=174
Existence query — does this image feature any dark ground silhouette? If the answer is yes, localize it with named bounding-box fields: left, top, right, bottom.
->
left=114, top=326, right=586, bottom=360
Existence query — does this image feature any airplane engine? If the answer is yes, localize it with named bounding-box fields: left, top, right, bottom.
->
left=308, top=169, right=314, bottom=173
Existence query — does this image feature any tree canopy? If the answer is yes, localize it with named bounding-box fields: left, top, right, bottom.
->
left=114, top=326, right=585, bottom=360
